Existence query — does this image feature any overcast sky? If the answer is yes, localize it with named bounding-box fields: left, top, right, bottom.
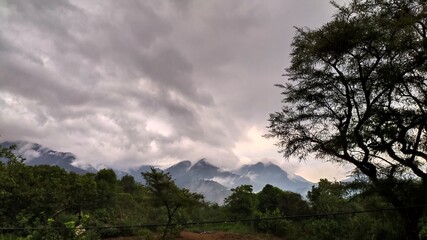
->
left=0, top=0, right=352, bottom=182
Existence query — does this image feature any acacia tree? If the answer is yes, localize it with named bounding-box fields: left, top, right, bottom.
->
left=267, top=1, right=427, bottom=239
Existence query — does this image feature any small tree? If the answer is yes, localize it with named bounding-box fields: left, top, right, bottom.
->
left=278, top=191, right=309, bottom=217
left=95, top=169, right=117, bottom=208
left=224, top=185, right=258, bottom=219
left=257, top=184, right=282, bottom=214
left=120, top=175, right=137, bottom=194
left=307, top=179, right=349, bottom=213
left=142, top=167, right=203, bottom=239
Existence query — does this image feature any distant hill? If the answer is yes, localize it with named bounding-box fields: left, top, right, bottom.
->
left=164, top=159, right=233, bottom=204
left=0, top=141, right=93, bottom=174
left=235, top=161, right=313, bottom=193
left=164, top=159, right=314, bottom=204
left=1, top=140, right=314, bottom=204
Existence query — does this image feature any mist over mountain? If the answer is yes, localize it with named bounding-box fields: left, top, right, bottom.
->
left=236, top=162, right=312, bottom=193
left=1, top=141, right=314, bottom=204
left=164, top=159, right=314, bottom=203
left=0, top=141, right=94, bottom=174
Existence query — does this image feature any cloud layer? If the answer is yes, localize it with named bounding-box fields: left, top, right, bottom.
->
left=0, top=0, right=348, bottom=180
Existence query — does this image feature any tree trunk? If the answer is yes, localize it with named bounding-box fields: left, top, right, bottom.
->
left=373, top=180, right=424, bottom=240
left=161, top=217, right=172, bottom=240
left=162, top=205, right=180, bottom=240
left=397, top=179, right=427, bottom=240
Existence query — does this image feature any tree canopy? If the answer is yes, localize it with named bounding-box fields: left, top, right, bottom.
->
left=224, top=185, right=258, bottom=219
left=267, top=1, right=427, bottom=239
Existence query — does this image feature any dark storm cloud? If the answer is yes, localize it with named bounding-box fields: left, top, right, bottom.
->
left=0, top=0, right=238, bottom=167
left=0, top=0, right=345, bottom=178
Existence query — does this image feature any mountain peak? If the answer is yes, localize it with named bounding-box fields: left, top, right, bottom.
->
left=166, top=160, right=192, bottom=175
left=248, top=161, right=282, bottom=171
left=253, top=162, right=266, bottom=168
left=169, top=160, right=191, bottom=168
left=191, top=158, right=217, bottom=170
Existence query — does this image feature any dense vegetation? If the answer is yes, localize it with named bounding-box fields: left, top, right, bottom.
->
left=1, top=145, right=427, bottom=239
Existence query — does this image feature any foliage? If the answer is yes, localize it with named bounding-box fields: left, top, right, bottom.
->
left=0, top=145, right=165, bottom=238
left=0, top=144, right=25, bottom=163
left=267, top=1, right=427, bottom=239
left=257, top=184, right=282, bottom=214
left=1, top=143, right=424, bottom=239
left=224, top=185, right=258, bottom=219
left=257, top=184, right=309, bottom=217
left=307, top=179, right=349, bottom=213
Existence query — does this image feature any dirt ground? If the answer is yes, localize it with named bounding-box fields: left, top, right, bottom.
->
left=176, top=231, right=283, bottom=240
left=106, top=231, right=284, bottom=240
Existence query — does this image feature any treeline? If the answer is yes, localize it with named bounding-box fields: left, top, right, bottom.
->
left=223, top=181, right=422, bottom=239
left=1, top=145, right=427, bottom=239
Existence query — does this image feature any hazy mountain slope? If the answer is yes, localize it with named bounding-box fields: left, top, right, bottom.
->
left=165, top=160, right=233, bottom=204
left=165, top=159, right=314, bottom=204
left=235, top=162, right=313, bottom=193
left=1, top=141, right=91, bottom=174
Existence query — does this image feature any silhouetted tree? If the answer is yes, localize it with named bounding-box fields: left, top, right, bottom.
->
left=267, top=1, right=427, bottom=239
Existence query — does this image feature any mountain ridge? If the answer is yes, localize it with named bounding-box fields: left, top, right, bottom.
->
left=1, top=140, right=314, bottom=204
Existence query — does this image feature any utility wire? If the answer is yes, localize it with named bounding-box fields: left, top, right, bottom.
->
left=1, top=204, right=426, bottom=231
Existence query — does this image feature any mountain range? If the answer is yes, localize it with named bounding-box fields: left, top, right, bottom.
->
left=1, top=141, right=314, bottom=204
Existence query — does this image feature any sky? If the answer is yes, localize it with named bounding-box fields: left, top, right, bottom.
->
left=0, top=0, right=352, bottom=182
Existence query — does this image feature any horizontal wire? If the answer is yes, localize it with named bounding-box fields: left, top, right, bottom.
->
left=1, top=204, right=426, bottom=231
